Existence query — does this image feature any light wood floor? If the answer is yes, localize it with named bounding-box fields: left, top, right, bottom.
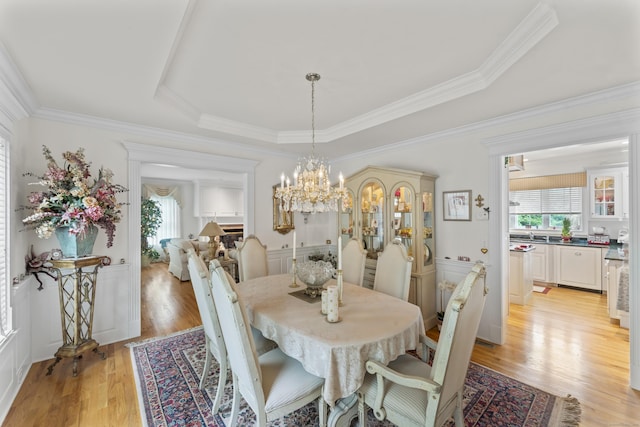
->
left=3, top=263, right=638, bottom=426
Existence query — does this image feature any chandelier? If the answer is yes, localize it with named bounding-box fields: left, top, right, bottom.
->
left=275, top=73, right=346, bottom=214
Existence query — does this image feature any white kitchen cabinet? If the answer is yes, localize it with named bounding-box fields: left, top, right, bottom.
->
left=510, top=250, right=533, bottom=305
left=606, top=259, right=624, bottom=320
left=588, top=167, right=628, bottom=219
left=556, top=245, right=602, bottom=291
left=195, top=181, right=244, bottom=218
left=622, top=167, right=630, bottom=219
left=530, top=244, right=547, bottom=282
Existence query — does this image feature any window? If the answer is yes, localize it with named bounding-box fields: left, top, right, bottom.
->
left=149, top=195, right=181, bottom=248
left=509, top=187, right=583, bottom=232
left=0, top=138, right=9, bottom=341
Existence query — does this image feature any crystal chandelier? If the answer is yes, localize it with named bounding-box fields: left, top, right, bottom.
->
left=275, top=73, right=346, bottom=214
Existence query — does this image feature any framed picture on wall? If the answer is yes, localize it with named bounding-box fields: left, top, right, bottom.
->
left=443, top=190, right=472, bottom=221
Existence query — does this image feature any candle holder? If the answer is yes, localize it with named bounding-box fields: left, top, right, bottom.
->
left=337, top=269, right=344, bottom=306
left=289, top=258, right=299, bottom=288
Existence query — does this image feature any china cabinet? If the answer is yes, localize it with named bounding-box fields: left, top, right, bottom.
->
left=338, top=190, right=355, bottom=244
left=343, top=166, right=437, bottom=327
left=588, top=167, right=628, bottom=219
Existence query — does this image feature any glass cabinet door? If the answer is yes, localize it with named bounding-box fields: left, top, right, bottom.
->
left=591, top=173, right=618, bottom=217
left=360, top=181, right=384, bottom=259
left=339, top=190, right=354, bottom=248
left=392, top=185, right=413, bottom=257
left=422, top=191, right=434, bottom=267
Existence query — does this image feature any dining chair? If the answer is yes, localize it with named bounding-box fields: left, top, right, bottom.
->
left=237, top=234, right=269, bottom=282
left=209, top=259, right=327, bottom=427
left=341, top=238, right=367, bottom=286
left=358, top=262, right=487, bottom=427
left=372, top=239, right=413, bottom=301
left=186, top=250, right=228, bottom=414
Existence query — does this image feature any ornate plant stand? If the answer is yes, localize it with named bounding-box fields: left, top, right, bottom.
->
left=46, top=256, right=106, bottom=376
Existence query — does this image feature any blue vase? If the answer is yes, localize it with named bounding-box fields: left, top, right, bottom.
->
left=55, top=225, right=98, bottom=258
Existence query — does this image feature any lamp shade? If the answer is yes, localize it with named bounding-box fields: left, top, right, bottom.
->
left=199, top=221, right=226, bottom=238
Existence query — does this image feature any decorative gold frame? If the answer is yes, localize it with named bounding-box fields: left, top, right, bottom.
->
left=273, top=184, right=295, bottom=234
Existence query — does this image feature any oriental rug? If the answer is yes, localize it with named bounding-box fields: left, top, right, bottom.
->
left=129, top=327, right=580, bottom=427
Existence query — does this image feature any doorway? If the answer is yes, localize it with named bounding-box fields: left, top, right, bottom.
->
left=484, top=112, right=638, bottom=390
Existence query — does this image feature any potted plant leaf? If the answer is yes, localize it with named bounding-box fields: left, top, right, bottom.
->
left=141, top=197, right=162, bottom=266
left=561, top=217, right=572, bottom=242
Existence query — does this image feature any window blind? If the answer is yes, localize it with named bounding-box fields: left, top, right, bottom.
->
left=510, top=187, right=582, bottom=215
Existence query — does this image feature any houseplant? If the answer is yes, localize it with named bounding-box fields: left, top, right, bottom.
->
left=561, top=217, right=572, bottom=242
left=22, top=146, right=127, bottom=256
left=141, top=197, right=162, bottom=265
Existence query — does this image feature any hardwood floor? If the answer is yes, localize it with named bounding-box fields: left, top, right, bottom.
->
left=3, top=264, right=639, bottom=426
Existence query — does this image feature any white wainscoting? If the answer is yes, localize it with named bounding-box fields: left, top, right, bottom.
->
left=0, top=277, right=32, bottom=423
left=267, top=244, right=335, bottom=276
left=30, top=263, right=132, bottom=362
left=435, top=258, right=477, bottom=311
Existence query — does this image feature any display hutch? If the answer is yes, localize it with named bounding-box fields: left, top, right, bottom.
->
left=587, top=167, right=629, bottom=219
left=342, top=166, right=437, bottom=327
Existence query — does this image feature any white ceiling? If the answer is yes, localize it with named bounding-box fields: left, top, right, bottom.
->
left=1, top=0, right=639, bottom=159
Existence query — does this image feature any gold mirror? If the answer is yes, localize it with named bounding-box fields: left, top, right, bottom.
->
left=273, top=184, right=294, bottom=234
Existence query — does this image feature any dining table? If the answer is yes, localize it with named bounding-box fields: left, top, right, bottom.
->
left=235, top=273, right=425, bottom=410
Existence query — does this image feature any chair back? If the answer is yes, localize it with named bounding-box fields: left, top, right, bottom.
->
left=429, top=262, right=487, bottom=424
left=209, top=259, right=265, bottom=412
left=237, top=234, right=268, bottom=281
left=341, top=238, right=367, bottom=286
left=186, top=250, right=226, bottom=362
left=372, top=240, right=413, bottom=301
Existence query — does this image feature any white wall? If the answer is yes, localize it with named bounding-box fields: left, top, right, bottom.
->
left=3, top=84, right=640, bottom=425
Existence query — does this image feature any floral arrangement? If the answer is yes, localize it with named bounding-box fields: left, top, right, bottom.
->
left=22, top=146, right=128, bottom=247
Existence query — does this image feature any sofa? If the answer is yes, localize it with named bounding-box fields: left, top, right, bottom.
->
left=167, top=238, right=198, bottom=281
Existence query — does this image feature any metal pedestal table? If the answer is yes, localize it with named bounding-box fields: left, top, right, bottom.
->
left=46, top=256, right=106, bottom=376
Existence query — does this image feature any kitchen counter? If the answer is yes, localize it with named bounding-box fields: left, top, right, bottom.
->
left=510, top=243, right=536, bottom=252
left=511, top=235, right=622, bottom=249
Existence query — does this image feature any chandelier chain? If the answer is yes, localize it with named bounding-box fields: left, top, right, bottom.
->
left=311, top=77, right=315, bottom=155
left=275, top=72, right=345, bottom=214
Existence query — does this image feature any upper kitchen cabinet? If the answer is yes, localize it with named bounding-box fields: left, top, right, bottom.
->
left=344, top=166, right=438, bottom=326
left=194, top=181, right=244, bottom=219
left=588, top=167, right=629, bottom=219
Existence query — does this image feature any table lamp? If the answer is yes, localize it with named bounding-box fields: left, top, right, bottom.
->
left=199, top=221, right=226, bottom=258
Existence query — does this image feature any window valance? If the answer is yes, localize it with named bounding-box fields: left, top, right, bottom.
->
left=509, top=172, right=586, bottom=191
left=143, top=184, right=182, bottom=207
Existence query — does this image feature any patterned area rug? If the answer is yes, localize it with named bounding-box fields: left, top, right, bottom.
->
left=129, top=327, right=580, bottom=427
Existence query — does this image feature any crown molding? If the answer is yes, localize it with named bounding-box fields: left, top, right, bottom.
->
left=0, top=42, right=39, bottom=124
left=188, top=2, right=557, bottom=144
left=483, top=107, right=640, bottom=155
left=197, top=113, right=279, bottom=143
left=123, top=140, right=258, bottom=173
left=337, top=81, right=640, bottom=162
left=32, top=107, right=285, bottom=158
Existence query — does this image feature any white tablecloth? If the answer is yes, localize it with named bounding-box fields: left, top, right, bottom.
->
left=236, top=274, right=425, bottom=405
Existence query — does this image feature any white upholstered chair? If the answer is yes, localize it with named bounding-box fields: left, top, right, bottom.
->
left=341, top=238, right=367, bottom=286
left=167, top=238, right=195, bottom=281
left=186, top=250, right=228, bottom=413
left=372, top=239, right=413, bottom=301
left=209, top=260, right=327, bottom=427
left=237, top=234, right=268, bottom=282
left=358, top=262, right=487, bottom=427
